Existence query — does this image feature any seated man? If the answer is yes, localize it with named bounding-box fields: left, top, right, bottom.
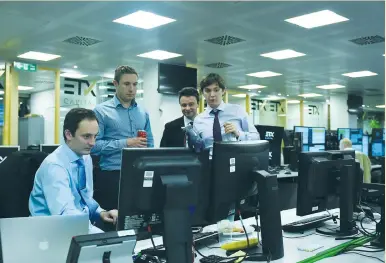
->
left=29, top=108, right=117, bottom=233
left=340, top=138, right=371, bottom=183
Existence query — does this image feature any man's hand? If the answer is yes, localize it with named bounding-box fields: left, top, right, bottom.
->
left=100, top=209, right=118, bottom=225
left=224, top=122, right=240, bottom=138
left=127, top=137, right=147, bottom=147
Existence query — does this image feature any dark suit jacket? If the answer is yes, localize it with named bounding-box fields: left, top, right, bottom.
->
left=160, top=116, right=186, bottom=147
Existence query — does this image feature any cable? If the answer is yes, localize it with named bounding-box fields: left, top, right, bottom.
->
left=342, top=251, right=384, bottom=262
left=283, top=232, right=314, bottom=239
left=238, top=210, right=250, bottom=250
left=147, top=225, right=157, bottom=250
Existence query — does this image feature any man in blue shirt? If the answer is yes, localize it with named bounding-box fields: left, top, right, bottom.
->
left=29, top=108, right=118, bottom=234
left=194, top=73, right=260, bottom=155
left=92, top=65, right=154, bottom=211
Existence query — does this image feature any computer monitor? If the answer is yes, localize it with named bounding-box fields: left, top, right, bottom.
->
left=294, top=126, right=325, bottom=152
left=362, top=135, right=369, bottom=156
left=352, top=144, right=362, bottom=152
left=0, top=146, right=20, bottom=165
left=372, top=128, right=384, bottom=142
left=117, top=148, right=204, bottom=263
left=40, top=144, right=59, bottom=154
left=294, top=126, right=310, bottom=145
left=371, top=142, right=385, bottom=157
left=208, top=140, right=269, bottom=222
left=66, top=230, right=136, bottom=263
left=337, top=128, right=350, bottom=141
left=311, top=127, right=326, bottom=145
left=350, top=129, right=363, bottom=145
left=297, top=150, right=360, bottom=236
left=255, top=125, right=284, bottom=167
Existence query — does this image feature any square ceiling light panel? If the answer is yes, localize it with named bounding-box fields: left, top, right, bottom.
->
left=17, top=51, right=61, bottom=61
left=342, top=71, right=378, bottom=78
left=18, top=86, right=34, bottom=91
left=287, top=100, right=301, bottom=104
left=260, top=49, right=306, bottom=60
left=298, top=93, right=323, bottom=98
left=137, top=50, right=182, bottom=60
left=238, top=84, right=266, bottom=90
left=232, top=94, right=247, bottom=98
left=285, top=10, right=349, bottom=29
left=316, top=84, right=345, bottom=90
left=113, top=11, right=176, bottom=29
left=247, top=71, right=282, bottom=78
left=60, top=72, right=88, bottom=78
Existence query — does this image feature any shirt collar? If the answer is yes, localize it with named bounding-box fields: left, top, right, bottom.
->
left=183, top=116, right=194, bottom=127
left=113, top=95, right=137, bottom=108
left=206, top=101, right=225, bottom=115
left=62, top=143, right=83, bottom=163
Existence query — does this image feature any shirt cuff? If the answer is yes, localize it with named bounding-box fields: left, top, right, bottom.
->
left=96, top=206, right=104, bottom=216
left=120, top=139, right=128, bottom=148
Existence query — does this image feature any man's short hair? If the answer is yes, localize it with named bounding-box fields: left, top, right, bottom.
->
left=178, top=87, right=199, bottom=104
left=114, top=65, right=138, bottom=84
left=199, top=73, right=226, bottom=92
left=340, top=138, right=352, bottom=150
left=63, top=108, right=98, bottom=142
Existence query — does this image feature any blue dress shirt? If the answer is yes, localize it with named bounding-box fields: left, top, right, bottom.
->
left=29, top=144, right=103, bottom=234
left=193, top=101, right=260, bottom=154
left=92, top=95, right=154, bottom=171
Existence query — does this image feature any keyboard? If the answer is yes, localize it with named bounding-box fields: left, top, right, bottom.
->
left=282, top=215, right=333, bottom=232
left=200, top=255, right=235, bottom=263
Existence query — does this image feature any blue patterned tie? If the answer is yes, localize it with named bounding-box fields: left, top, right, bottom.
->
left=76, top=158, right=98, bottom=221
left=211, top=110, right=222, bottom=142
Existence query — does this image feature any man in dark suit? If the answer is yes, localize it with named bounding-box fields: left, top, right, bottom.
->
left=160, top=87, right=199, bottom=147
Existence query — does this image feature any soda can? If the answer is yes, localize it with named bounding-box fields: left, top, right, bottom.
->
left=137, top=130, right=147, bottom=138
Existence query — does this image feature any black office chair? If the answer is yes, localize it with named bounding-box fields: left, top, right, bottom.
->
left=0, top=150, right=47, bottom=218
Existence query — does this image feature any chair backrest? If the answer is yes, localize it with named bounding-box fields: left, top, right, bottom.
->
left=355, top=151, right=372, bottom=183
left=0, top=150, right=48, bottom=218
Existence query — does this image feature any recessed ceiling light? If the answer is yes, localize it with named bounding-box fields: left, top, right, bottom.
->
left=326, top=99, right=330, bottom=103
left=103, top=74, right=114, bottom=79
left=17, top=51, right=61, bottom=61
left=238, top=84, right=266, bottom=89
left=113, top=10, right=176, bottom=29
left=99, top=86, right=110, bottom=90
left=0, top=91, right=4, bottom=95
left=298, top=93, right=323, bottom=98
left=287, top=100, right=300, bottom=104
left=287, top=94, right=290, bottom=97
left=232, top=94, right=247, bottom=98
left=260, top=49, right=306, bottom=60
left=137, top=90, right=144, bottom=94
left=247, top=71, right=282, bottom=78
left=73, top=65, right=78, bottom=69
left=285, top=10, right=349, bottom=29
left=342, top=71, right=377, bottom=78
left=137, top=50, right=182, bottom=60
left=18, top=86, right=34, bottom=91
left=60, top=72, right=88, bottom=78
left=258, top=91, right=261, bottom=93
left=0, top=97, right=3, bottom=100
left=278, top=93, right=282, bottom=96
left=376, top=105, right=385, bottom=108
left=316, top=84, right=345, bottom=89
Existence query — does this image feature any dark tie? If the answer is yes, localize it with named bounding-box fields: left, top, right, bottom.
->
left=211, top=110, right=222, bottom=142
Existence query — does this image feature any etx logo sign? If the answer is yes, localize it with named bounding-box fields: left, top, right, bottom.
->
left=265, top=131, right=275, bottom=140
left=307, top=105, right=320, bottom=115
left=251, top=99, right=285, bottom=113
left=63, top=78, right=96, bottom=97
left=0, top=156, right=7, bottom=164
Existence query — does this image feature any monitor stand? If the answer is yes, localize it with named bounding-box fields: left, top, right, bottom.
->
left=316, top=164, right=358, bottom=237
left=161, top=175, right=194, bottom=263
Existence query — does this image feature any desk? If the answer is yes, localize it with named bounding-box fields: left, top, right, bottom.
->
left=277, top=169, right=298, bottom=179
left=135, top=209, right=384, bottom=263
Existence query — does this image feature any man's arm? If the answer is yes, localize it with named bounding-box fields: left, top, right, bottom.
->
left=237, top=108, right=260, bottom=141
left=144, top=112, right=154, bottom=148
left=91, top=108, right=127, bottom=156
left=42, top=164, right=85, bottom=215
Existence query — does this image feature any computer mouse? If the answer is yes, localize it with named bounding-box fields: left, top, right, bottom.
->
left=285, top=171, right=291, bottom=174
left=134, top=254, right=160, bottom=263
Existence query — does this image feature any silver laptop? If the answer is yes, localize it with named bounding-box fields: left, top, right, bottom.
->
left=0, top=214, right=89, bottom=263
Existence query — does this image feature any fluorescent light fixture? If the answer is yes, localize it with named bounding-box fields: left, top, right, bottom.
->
left=287, top=95, right=290, bottom=97
left=278, top=114, right=287, bottom=117
left=247, top=71, right=282, bottom=78
left=17, top=51, right=61, bottom=61
left=232, top=94, right=247, bottom=98
left=287, top=100, right=300, bottom=104
left=73, top=65, right=78, bottom=69
left=258, top=91, right=261, bottom=93
left=18, top=86, right=34, bottom=91
left=113, top=10, right=176, bottom=29
left=285, top=10, right=349, bottom=29
left=101, top=94, right=111, bottom=98
left=0, top=91, right=4, bottom=95
left=238, top=84, right=266, bottom=89
left=137, top=50, right=182, bottom=60
left=260, top=49, right=306, bottom=60
left=376, top=105, right=385, bottom=108
left=60, top=72, right=88, bottom=79
left=103, top=74, right=114, bottom=79
left=316, top=84, right=345, bottom=90
left=298, top=93, right=323, bottom=98
left=278, top=93, right=282, bottom=96
left=0, top=97, right=3, bottom=100
left=99, top=86, right=110, bottom=90
left=342, top=71, right=377, bottom=78
left=263, top=95, right=282, bottom=101
left=137, top=90, right=144, bottom=94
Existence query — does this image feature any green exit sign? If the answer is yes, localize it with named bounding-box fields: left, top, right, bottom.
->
left=13, top=62, right=37, bottom=72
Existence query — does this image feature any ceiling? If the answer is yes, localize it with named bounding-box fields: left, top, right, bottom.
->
left=0, top=1, right=384, bottom=107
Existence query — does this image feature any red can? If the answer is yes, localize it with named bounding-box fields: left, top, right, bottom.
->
left=137, top=130, right=147, bottom=138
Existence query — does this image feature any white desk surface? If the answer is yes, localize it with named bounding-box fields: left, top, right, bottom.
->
left=371, top=165, right=382, bottom=170
left=277, top=169, right=298, bottom=179
left=135, top=208, right=384, bottom=263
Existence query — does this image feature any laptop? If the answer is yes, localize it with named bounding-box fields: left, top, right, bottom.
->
left=0, top=214, right=89, bottom=263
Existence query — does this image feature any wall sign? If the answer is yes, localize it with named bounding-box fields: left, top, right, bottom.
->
left=61, top=78, right=97, bottom=109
